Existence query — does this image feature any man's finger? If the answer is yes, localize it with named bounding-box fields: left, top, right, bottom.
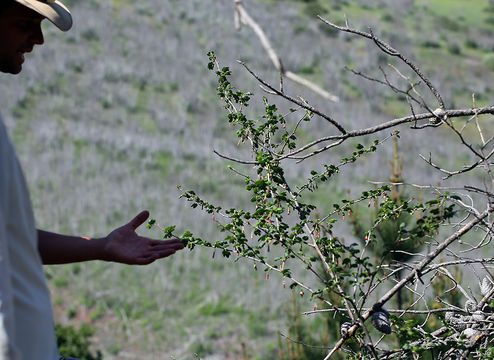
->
left=150, top=243, right=184, bottom=252
left=128, top=210, right=150, bottom=230
left=137, top=249, right=177, bottom=264
left=149, top=239, right=184, bottom=247
left=135, top=255, right=156, bottom=265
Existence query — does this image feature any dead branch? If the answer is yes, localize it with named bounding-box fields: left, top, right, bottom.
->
left=234, top=0, right=339, bottom=102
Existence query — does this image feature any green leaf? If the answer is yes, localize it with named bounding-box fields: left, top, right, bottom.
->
left=146, top=219, right=156, bottom=229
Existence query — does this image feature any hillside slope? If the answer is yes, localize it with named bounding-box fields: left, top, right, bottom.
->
left=1, top=0, right=493, bottom=358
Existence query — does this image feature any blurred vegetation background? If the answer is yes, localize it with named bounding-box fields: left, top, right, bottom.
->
left=1, top=0, right=494, bottom=358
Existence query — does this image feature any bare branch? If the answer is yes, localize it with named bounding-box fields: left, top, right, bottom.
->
left=317, top=16, right=445, bottom=108
left=234, top=0, right=339, bottom=102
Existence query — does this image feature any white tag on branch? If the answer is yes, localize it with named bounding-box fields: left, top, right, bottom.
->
left=430, top=107, right=447, bottom=124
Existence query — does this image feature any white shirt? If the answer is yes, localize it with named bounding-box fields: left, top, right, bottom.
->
left=0, top=113, right=59, bottom=359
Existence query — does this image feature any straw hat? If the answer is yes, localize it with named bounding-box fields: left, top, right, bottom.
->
left=14, top=0, right=72, bottom=31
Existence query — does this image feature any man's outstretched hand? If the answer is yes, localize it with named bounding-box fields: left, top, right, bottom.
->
left=102, top=210, right=184, bottom=265
left=38, top=211, right=183, bottom=265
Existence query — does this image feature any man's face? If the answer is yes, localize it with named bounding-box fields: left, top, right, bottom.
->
left=0, top=2, right=44, bottom=74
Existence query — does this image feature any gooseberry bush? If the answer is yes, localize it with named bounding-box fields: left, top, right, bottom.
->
left=151, top=20, right=494, bottom=360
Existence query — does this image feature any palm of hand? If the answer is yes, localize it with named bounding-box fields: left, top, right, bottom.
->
left=104, top=211, right=184, bottom=265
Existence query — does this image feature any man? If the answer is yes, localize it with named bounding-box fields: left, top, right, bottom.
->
left=0, top=1, right=185, bottom=359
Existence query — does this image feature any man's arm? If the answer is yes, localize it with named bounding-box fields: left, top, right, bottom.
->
left=38, top=210, right=184, bottom=265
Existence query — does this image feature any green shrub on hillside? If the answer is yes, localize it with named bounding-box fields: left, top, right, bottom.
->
left=56, top=323, right=102, bottom=360
left=421, top=40, right=441, bottom=49
left=465, top=39, right=479, bottom=49
left=435, top=15, right=461, bottom=32
left=447, top=43, right=461, bottom=55
left=484, top=54, right=494, bottom=71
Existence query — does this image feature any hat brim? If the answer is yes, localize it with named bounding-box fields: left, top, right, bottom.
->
left=15, top=0, right=72, bottom=31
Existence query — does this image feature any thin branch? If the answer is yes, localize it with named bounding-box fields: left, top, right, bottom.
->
left=317, top=16, right=444, bottom=108
left=283, top=107, right=494, bottom=162
left=303, top=306, right=462, bottom=316
left=213, top=149, right=257, bottom=164
left=420, top=147, right=494, bottom=180
left=238, top=60, right=347, bottom=133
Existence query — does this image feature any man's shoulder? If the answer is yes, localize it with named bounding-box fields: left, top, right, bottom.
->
left=0, top=111, right=12, bottom=154
left=0, top=110, right=8, bottom=140
left=0, top=111, right=17, bottom=185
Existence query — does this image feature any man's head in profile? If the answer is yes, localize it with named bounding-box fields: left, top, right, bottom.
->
left=0, top=0, right=72, bottom=74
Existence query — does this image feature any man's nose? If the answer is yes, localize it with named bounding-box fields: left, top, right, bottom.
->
left=31, top=24, right=44, bottom=45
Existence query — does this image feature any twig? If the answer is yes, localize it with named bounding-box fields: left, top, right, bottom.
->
left=238, top=60, right=347, bottom=134
left=317, top=16, right=444, bottom=109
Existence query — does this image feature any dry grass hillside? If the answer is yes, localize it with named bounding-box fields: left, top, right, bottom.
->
left=1, top=0, right=494, bottom=358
